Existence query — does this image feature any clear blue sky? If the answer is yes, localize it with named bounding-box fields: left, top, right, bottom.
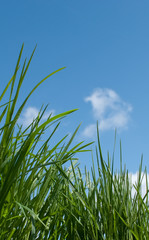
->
left=1, top=0, right=149, bottom=175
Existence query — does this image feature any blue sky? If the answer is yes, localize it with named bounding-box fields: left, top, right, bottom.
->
left=1, top=1, right=149, bottom=185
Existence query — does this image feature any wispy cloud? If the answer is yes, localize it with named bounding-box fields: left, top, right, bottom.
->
left=83, top=88, right=132, bottom=138
left=82, top=124, right=96, bottom=139
left=18, top=106, right=55, bottom=127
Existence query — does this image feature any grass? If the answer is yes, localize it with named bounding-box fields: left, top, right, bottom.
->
left=0, top=45, right=149, bottom=239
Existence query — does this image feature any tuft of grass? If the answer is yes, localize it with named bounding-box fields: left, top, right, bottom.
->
left=0, top=45, right=92, bottom=239
left=0, top=45, right=149, bottom=239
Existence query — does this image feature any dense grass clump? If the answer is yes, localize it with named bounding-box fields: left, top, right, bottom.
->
left=0, top=45, right=149, bottom=239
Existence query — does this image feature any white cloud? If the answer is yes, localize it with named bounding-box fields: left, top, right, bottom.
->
left=18, top=106, right=55, bottom=127
left=83, top=88, right=132, bottom=137
left=82, top=124, right=96, bottom=139
left=129, top=172, right=149, bottom=199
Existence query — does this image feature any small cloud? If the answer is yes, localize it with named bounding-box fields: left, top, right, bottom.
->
left=18, top=106, right=55, bottom=127
left=99, top=111, right=129, bottom=131
left=82, top=124, right=96, bottom=138
left=83, top=88, right=132, bottom=137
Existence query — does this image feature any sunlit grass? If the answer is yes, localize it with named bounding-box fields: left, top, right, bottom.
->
left=0, top=45, right=149, bottom=239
